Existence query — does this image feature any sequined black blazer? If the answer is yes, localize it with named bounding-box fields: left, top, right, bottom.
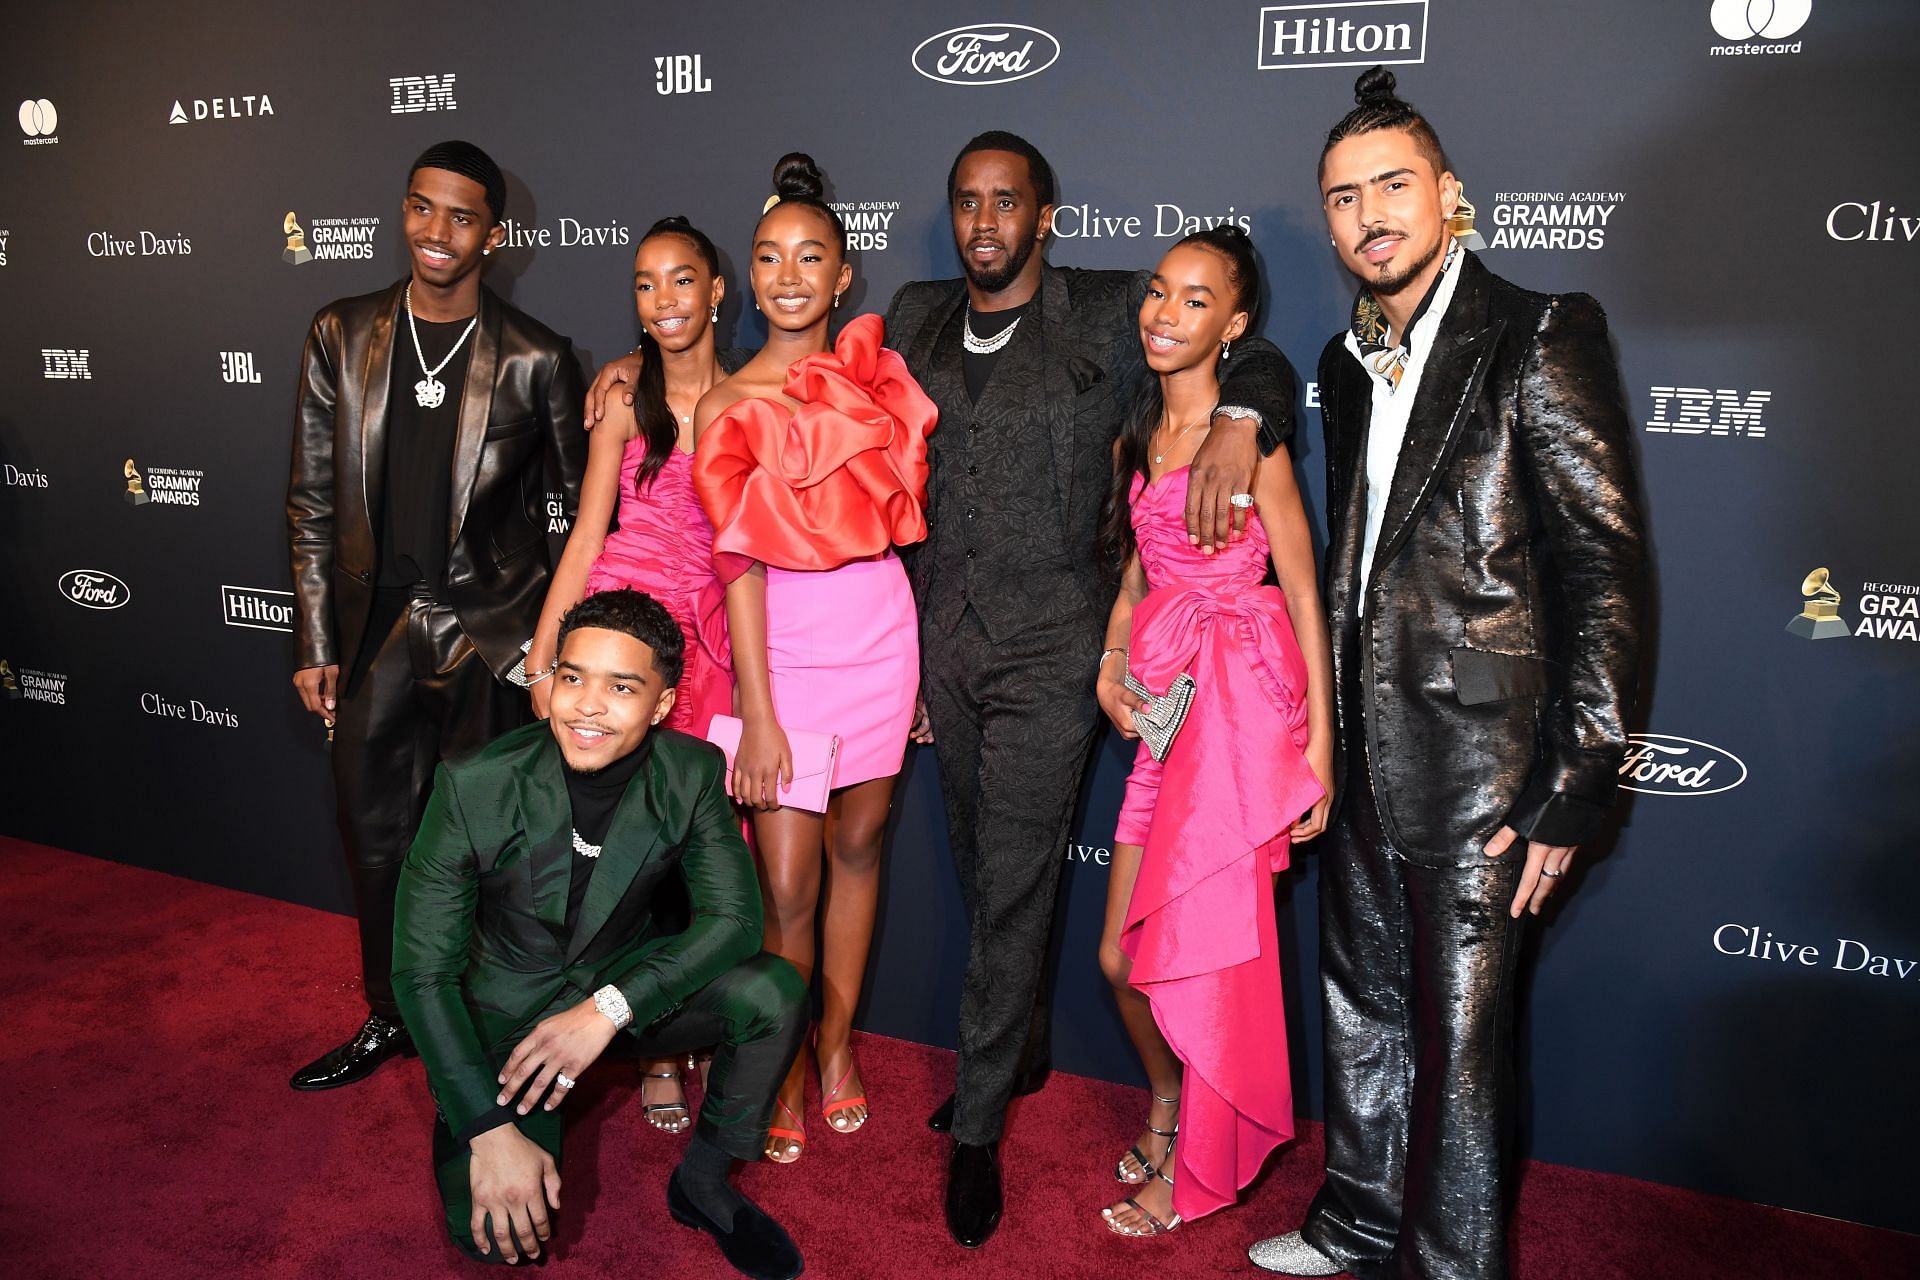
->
left=1318, top=252, right=1646, bottom=862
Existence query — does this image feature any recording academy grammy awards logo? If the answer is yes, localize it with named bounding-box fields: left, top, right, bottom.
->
left=0, top=658, right=67, bottom=706
left=1785, top=566, right=1920, bottom=642
left=280, top=209, right=376, bottom=263
left=0, top=227, right=10, bottom=267
left=1486, top=190, right=1625, bottom=252
left=121, top=456, right=202, bottom=508
left=1709, top=0, right=1809, bottom=56
left=830, top=199, right=903, bottom=253
left=912, top=24, right=1061, bottom=85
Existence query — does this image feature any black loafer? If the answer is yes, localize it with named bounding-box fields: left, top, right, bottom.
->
left=667, top=1168, right=803, bottom=1280
left=926, top=1066, right=1050, bottom=1132
left=289, top=1014, right=415, bottom=1090
left=944, top=1140, right=1002, bottom=1248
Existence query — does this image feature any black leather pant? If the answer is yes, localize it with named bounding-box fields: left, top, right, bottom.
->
left=1303, top=750, right=1527, bottom=1280
left=332, top=591, right=526, bottom=1020
left=921, top=605, right=1102, bottom=1145
left=433, top=953, right=807, bottom=1260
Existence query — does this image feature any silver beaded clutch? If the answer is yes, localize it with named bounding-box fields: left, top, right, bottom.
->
left=1124, top=671, right=1196, bottom=762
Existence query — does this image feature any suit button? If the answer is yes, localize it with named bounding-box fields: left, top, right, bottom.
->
left=967, top=464, right=978, bottom=476
left=967, top=507, right=976, bottom=519
left=357, top=570, right=371, bottom=583
left=966, top=548, right=977, bottom=560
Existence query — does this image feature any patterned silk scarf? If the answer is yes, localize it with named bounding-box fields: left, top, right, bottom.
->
left=1348, top=239, right=1460, bottom=391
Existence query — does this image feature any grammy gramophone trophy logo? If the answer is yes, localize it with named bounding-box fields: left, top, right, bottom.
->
left=1786, top=567, right=1850, bottom=640
left=122, top=458, right=150, bottom=505
left=282, top=211, right=312, bottom=265
left=0, top=659, right=21, bottom=700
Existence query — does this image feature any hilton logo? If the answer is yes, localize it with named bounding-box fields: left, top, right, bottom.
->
left=221, top=584, right=294, bottom=633
left=390, top=74, right=456, bottom=113
left=1258, top=1, right=1427, bottom=70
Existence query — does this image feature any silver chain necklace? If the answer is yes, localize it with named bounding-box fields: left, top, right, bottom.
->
left=571, top=829, right=603, bottom=859
left=405, top=282, right=480, bottom=409
left=962, top=303, right=1021, bottom=355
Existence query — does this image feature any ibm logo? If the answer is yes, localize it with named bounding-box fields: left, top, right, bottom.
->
left=220, top=351, right=261, bottom=384
left=389, top=74, right=457, bottom=114
left=42, top=349, right=91, bottom=379
left=1646, top=386, right=1771, bottom=439
left=655, top=55, right=712, bottom=95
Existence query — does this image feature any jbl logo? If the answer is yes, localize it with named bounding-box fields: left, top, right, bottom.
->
left=42, top=349, right=91, bottom=379
left=390, top=74, right=458, bottom=113
left=1646, top=386, right=1771, bottom=439
left=220, top=351, right=261, bottom=384
left=655, top=55, right=712, bottom=95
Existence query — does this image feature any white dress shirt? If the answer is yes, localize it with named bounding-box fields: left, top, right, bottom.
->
left=1345, top=243, right=1466, bottom=603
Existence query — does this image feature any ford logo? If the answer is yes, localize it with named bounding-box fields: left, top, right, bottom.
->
left=1619, top=734, right=1747, bottom=797
left=913, top=24, right=1060, bottom=85
left=59, top=568, right=131, bottom=610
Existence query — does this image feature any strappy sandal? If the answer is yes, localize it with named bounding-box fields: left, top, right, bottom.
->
left=821, top=1058, right=869, bottom=1134
left=764, top=1095, right=806, bottom=1163
left=641, top=1068, right=691, bottom=1133
left=1102, top=1133, right=1183, bottom=1237
left=1115, top=1091, right=1180, bottom=1184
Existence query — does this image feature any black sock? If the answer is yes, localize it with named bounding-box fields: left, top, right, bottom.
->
left=677, top=1134, right=746, bottom=1227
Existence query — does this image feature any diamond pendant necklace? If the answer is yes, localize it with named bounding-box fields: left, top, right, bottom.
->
left=405, top=282, right=480, bottom=409
left=1152, top=413, right=1209, bottom=466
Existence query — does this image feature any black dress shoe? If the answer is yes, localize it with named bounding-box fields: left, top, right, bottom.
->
left=926, top=1066, right=1051, bottom=1132
left=666, top=1168, right=804, bottom=1280
left=289, top=1014, right=415, bottom=1091
left=944, top=1140, right=1002, bottom=1249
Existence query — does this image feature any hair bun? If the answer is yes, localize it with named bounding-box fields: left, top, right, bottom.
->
left=655, top=214, right=691, bottom=230
left=1354, top=65, right=1398, bottom=105
left=772, top=152, right=825, bottom=202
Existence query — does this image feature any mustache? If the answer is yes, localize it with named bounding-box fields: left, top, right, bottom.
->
left=1355, top=228, right=1409, bottom=253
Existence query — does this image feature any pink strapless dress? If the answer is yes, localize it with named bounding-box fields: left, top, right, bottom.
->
left=1114, top=466, right=1325, bottom=1223
left=583, top=444, right=732, bottom=739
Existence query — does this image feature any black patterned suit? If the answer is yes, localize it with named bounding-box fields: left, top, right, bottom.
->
left=884, top=264, right=1296, bottom=1145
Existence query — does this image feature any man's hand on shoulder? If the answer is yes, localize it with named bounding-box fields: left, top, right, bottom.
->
left=1186, top=417, right=1261, bottom=553
left=468, top=1122, right=560, bottom=1263
left=582, top=349, right=645, bottom=429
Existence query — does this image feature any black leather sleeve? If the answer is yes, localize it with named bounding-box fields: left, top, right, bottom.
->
left=539, top=343, right=588, bottom=528
left=1502, top=294, right=1647, bottom=846
left=287, top=309, right=339, bottom=672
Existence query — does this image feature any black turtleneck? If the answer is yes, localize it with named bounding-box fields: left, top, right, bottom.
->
left=561, top=732, right=654, bottom=938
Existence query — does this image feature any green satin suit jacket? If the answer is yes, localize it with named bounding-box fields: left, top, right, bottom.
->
left=391, top=722, right=761, bottom=1138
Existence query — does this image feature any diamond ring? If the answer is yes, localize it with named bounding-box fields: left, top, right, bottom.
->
left=554, top=1072, right=576, bottom=1090
left=1229, top=493, right=1254, bottom=509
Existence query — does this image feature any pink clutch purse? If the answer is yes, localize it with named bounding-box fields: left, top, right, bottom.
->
left=705, top=715, right=841, bottom=813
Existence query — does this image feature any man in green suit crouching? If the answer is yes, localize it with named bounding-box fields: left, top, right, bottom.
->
left=394, top=587, right=805, bottom=1278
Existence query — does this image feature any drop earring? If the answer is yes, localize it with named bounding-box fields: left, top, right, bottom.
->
left=833, top=293, right=841, bottom=309
left=710, top=306, right=719, bottom=323
left=1221, top=340, right=1232, bottom=361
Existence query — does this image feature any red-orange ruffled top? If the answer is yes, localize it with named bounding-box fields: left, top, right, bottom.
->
left=693, top=313, right=935, bottom=582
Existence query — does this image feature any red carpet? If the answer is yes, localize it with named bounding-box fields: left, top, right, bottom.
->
left=0, top=837, right=1911, bottom=1279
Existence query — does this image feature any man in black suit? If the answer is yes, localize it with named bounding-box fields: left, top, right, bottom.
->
left=286, top=141, right=588, bottom=1090
left=883, top=131, right=1301, bottom=1249
left=1249, top=72, right=1646, bottom=1279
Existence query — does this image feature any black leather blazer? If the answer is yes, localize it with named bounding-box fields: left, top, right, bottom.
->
left=287, top=280, right=588, bottom=682
left=885, top=264, right=1297, bottom=623
left=1319, top=253, right=1646, bottom=862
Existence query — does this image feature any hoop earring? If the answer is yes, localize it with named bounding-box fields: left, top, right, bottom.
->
left=1221, top=340, right=1232, bottom=361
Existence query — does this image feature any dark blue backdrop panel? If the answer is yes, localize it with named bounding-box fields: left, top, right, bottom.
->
left=2, top=0, right=1915, bottom=1235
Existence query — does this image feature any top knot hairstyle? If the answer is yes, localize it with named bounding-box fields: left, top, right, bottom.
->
left=410, top=140, right=507, bottom=224
left=761, top=152, right=846, bottom=247
left=1318, top=66, right=1450, bottom=182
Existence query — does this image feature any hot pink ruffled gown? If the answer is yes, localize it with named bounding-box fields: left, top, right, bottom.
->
left=583, top=444, right=732, bottom=739
left=1114, top=465, right=1325, bottom=1222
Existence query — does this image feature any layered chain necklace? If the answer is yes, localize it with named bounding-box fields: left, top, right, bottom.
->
left=571, top=830, right=602, bottom=859
left=962, top=302, right=1021, bottom=355
left=405, top=282, right=480, bottom=409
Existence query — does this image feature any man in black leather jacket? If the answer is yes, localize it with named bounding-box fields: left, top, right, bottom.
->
left=1250, top=73, right=1646, bottom=1280
left=284, top=141, right=587, bottom=1091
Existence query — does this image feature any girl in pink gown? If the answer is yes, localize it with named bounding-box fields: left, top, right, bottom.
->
left=527, top=215, right=738, bottom=1132
left=1093, top=228, right=1335, bottom=1236
left=693, top=155, right=934, bottom=1163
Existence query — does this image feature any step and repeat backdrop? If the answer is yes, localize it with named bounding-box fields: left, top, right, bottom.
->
left=3, top=0, right=1916, bottom=1235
